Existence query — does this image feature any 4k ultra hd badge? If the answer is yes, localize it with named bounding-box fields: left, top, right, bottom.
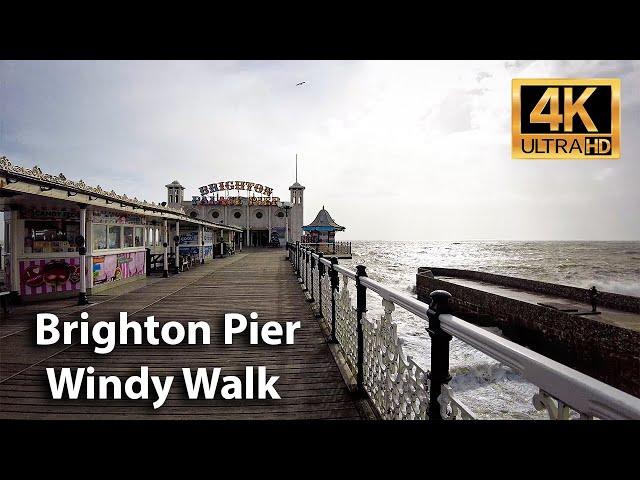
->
left=512, top=79, right=620, bottom=159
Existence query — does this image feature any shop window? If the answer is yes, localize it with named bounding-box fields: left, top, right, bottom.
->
left=93, top=224, right=108, bottom=250
left=124, top=226, right=134, bottom=248
left=25, top=220, right=80, bottom=253
left=108, top=226, right=121, bottom=249
left=135, top=227, right=144, bottom=247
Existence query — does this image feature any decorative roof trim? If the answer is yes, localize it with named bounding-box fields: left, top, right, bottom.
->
left=0, top=156, right=242, bottom=232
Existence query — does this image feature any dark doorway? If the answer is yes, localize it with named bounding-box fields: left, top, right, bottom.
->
left=251, top=230, right=269, bottom=247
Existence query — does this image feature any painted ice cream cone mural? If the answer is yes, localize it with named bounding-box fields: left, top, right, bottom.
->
left=20, top=252, right=144, bottom=296
left=20, top=259, right=82, bottom=295
left=42, top=261, right=71, bottom=291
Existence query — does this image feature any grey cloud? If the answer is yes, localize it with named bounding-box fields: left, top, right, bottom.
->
left=1, top=60, right=639, bottom=241
left=432, top=90, right=474, bottom=133
left=476, top=71, right=492, bottom=82
left=503, top=60, right=537, bottom=72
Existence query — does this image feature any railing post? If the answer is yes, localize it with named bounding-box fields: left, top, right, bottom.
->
left=305, top=249, right=310, bottom=291
left=333, top=242, right=336, bottom=254
left=318, top=252, right=324, bottom=317
left=310, top=251, right=315, bottom=302
left=355, top=264, right=368, bottom=392
left=296, top=241, right=300, bottom=276
left=330, top=257, right=339, bottom=343
left=298, top=245, right=302, bottom=278
left=426, top=290, right=453, bottom=421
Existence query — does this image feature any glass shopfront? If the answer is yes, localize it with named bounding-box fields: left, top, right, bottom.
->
left=24, top=219, right=80, bottom=253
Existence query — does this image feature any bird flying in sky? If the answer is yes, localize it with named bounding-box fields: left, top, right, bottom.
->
left=296, top=81, right=306, bottom=86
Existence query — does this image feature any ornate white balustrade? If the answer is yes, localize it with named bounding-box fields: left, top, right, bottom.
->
left=299, top=251, right=306, bottom=285
left=287, top=244, right=640, bottom=420
left=320, top=271, right=332, bottom=329
left=335, top=274, right=359, bottom=375
left=532, top=389, right=593, bottom=420
left=438, top=385, right=477, bottom=420
left=311, top=262, right=320, bottom=306
left=362, top=299, right=429, bottom=419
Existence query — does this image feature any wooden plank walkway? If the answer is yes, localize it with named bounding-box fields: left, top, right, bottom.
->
left=0, top=249, right=363, bottom=419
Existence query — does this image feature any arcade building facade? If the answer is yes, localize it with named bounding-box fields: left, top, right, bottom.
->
left=180, top=178, right=305, bottom=247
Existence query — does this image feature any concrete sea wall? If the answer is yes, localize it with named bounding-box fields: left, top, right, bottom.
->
left=416, top=268, right=640, bottom=398
left=420, top=267, right=639, bottom=314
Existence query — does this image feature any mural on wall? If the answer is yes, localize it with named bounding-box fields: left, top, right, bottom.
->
left=19, top=258, right=88, bottom=296
left=179, top=246, right=213, bottom=257
left=179, top=227, right=198, bottom=245
left=92, top=251, right=145, bottom=286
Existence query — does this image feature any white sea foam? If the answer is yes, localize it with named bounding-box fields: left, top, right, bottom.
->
left=338, top=240, right=640, bottom=419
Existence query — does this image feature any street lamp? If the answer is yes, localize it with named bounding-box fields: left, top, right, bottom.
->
left=279, top=201, right=293, bottom=244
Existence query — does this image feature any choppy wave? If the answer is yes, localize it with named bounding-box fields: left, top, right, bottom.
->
left=339, top=240, right=640, bottom=419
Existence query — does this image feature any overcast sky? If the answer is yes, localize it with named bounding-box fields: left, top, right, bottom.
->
left=1, top=60, right=638, bottom=240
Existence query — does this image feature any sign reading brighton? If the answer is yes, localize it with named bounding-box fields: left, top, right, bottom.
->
left=512, top=79, right=620, bottom=159
left=193, top=180, right=280, bottom=206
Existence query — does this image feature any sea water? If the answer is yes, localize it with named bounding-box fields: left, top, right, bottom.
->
left=338, top=240, right=640, bottom=419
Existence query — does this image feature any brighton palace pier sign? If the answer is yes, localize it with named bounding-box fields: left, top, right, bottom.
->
left=193, top=180, right=280, bottom=206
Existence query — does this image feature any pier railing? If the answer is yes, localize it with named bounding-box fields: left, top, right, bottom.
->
left=286, top=241, right=640, bottom=420
left=299, top=241, right=351, bottom=256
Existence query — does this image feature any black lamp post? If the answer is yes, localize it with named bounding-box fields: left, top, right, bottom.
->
left=173, top=234, right=180, bottom=274
left=280, top=201, right=292, bottom=244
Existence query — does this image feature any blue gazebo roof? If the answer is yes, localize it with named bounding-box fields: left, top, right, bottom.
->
left=303, top=206, right=345, bottom=232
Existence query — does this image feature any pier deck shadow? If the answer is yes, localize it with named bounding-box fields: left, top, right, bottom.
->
left=0, top=250, right=363, bottom=419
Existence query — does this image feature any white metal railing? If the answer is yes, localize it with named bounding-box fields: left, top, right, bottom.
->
left=300, top=241, right=351, bottom=256
left=287, top=243, right=640, bottom=420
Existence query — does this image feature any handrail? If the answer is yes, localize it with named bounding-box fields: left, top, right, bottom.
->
left=319, top=257, right=332, bottom=268
left=361, top=265, right=640, bottom=419
left=332, top=264, right=356, bottom=280
left=288, top=243, right=640, bottom=419
left=437, top=314, right=640, bottom=420
left=359, top=276, right=430, bottom=318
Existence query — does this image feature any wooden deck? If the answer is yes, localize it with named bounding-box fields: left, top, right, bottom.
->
left=0, top=249, right=363, bottom=419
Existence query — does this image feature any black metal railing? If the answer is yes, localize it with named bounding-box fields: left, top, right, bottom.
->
left=285, top=242, right=640, bottom=420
